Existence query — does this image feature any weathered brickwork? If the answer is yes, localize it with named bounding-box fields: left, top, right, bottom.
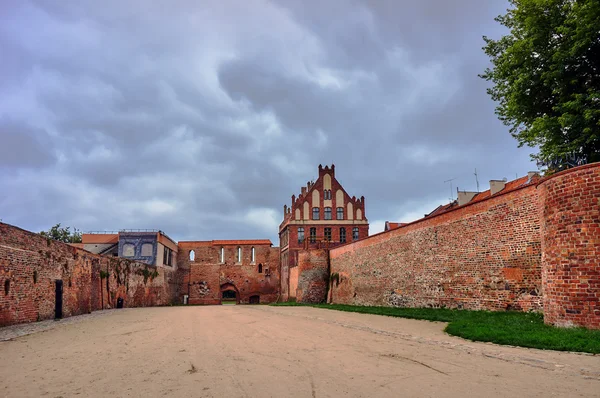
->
left=177, top=242, right=280, bottom=305
left=296, top=249, right=329, bottom=304
left=279, top=164, right=369, bottom=302
left=539, top=164, right=600, bottom=329
left=329, top=185, right=543, bottom=312
left=0, top=222, right=178, bottom=327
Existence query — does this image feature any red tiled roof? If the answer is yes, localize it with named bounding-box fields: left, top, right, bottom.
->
left=385, top=222, right=407, bottom=231
left=425, top=174, right=537, bottom=217
left=211, top=240, right=273, bottom=246
left=179, top=240, right=273, bottom=247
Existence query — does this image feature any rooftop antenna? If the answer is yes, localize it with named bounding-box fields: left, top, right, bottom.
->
left=474, top=168, right=480, bottom=192
left=444, top=178, right=457, bottom=202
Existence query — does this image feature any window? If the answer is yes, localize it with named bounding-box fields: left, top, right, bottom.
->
left=298, top=227, right=304, bottom=243
left=324, top=189, right=331, bottom=200
left=337, top=207, right=344, bottom=220
left=220, top=247, right=224, bottom=263
left=324, top=228, right=331, bottom=241
left=258, top=263, right=263, bottom=273
left=309, top=227, right=316, bottom=243
left=122, top=243, right=135, bottom=257
left=251, top=247, right=255, bottom=263
left=189, top=250, right=195, bottom=262
left=141, top=243, right=153, bottom=257
left=312, top=207, right=320, bottom=220
left=352, top=227, right=359, bottom=241
left=237, top=247, right=242, bottom=263
left=324, top=207, right=332, bottom=220
left=164, top=246, right=173, bottom=266
left=340, top=227, right=346, bottom=243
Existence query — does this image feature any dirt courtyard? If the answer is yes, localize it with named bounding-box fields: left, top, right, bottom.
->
left=1, top=306, right=599, bottom=397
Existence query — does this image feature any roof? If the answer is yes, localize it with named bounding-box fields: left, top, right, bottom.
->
left=425, top=174, right=537, bottom=218
left=384, top=222, right=407, bottom=231
left=178, top=239, right=273, bottom=247
left=469, top=176, right=530, bottom=205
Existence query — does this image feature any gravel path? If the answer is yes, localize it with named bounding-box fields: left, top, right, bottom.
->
left=1, top=306, right=598, bottom=397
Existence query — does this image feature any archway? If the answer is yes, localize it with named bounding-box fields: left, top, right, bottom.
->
left=220, top=283, right=240, bottom=305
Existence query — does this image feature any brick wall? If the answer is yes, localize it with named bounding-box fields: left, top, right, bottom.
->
left=296, top=249, right=329, bottom=304
left=329, top=184, right=543, bottom=311
left=0, top=222, right=177, bottom=327
left=539, top=163, right=600, bottom=329
left=177, top=243, right=280, bottom=305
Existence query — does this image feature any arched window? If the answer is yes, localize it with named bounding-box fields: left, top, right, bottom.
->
left=258, top=263, right=263, bottom=273
left=324, top=207, right=332, bottom=220
left=219, top=247, right=224, bottom=263
left=298, top=227, right=304, bottom=243
left=237, top=247, right=242, bottom=263
left=312, top=207, right=320, bottom=220
left=189, top=250, right=195, bottom=262
left=337, top=207, right=344, bottom=220
left=251, top=247, right=255, bottom=263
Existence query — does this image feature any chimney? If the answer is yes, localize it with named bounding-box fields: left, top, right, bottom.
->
left=490, top=179, right=506, bottom=195
left=457, top=191, right=478, bottom=206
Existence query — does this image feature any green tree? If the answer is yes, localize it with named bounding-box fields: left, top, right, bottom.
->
left=40, top=223, right=82, bottom=243
left=481, top=0, right=600, bottom=170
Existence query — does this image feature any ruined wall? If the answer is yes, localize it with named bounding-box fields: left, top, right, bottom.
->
left=329, top=185, right=542, bottom=311
left=296, top=249, right=329, bottom=304
left=178, top=243, right=280, bottom=304
left=0, top=222, right=177, bottom=327
left=539, top=163, right=600, bottom=329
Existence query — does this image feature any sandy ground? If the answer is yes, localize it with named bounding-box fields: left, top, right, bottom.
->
left=1, top=306, right=599, bottom=398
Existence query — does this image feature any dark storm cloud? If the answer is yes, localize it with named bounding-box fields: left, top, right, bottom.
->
left=0, top=0, right=536, bottom=241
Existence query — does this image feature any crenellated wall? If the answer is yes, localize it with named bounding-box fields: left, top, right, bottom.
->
left=538, top=163, right=600, bottom=329
left=0, top=222, right=178, bottom=327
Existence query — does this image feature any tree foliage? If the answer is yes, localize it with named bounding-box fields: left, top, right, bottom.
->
left=481, top=0, right=600, bottom=170
left=40, top=223, right=82, bottom=243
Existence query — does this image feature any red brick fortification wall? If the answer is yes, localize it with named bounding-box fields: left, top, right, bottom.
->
left=538, top=163, right=600, bottom=329
left=296, top=249, right=329, bottom=304
left=178, top=243, right=280, bottom=304
left=329, top=185, right=542, bottom=311
left=0, top=222, right=177, bottom=327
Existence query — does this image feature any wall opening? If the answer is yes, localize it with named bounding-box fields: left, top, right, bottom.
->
left=189, top=250, right=195, bottom=262
left=249, top=295, right=260, bottom=304
left=4, top=280, right=9, bottom=295
left=258, top=263, right=263, bottom=273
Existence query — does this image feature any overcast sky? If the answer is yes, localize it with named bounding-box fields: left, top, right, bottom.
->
left=0, top=1, right=537, bottom=244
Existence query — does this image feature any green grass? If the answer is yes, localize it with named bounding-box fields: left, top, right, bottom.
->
left=271, top=302, right=600, bottom=354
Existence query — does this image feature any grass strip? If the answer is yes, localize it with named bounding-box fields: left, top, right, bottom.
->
left=271, top=302, right=600, bottom=354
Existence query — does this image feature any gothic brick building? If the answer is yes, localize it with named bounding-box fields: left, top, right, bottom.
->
left=177, top=240, right=280, bottom=305
left=279, top=164, right=369, bottom=301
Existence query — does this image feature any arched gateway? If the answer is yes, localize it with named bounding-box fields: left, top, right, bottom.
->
left=220, top=283, right=240, bottom=304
